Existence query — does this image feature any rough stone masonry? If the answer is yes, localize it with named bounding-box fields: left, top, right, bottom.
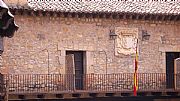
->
left=0, top=14, right=179, bottom=74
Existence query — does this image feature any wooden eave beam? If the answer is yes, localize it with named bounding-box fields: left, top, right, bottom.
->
left=25, top=10, right=31, bottom=16
left=50, top=11, right=55, bottom=17
left=71, top=12, right=76, bottom=18
left=67, top=13, right=72, bottom=18
left=132, top=14, right=136, bottom=20
left=173, top=15, right=178, bottom=21
left=53, top=12, right=58, bottom=17
left=10, top=9, right=180, bottom=22
left=156, top=15, right=161, bottom=21
left=14, top=9, right=19, bottom=15
left=92, top=13, right=97, bottom=18
left=142, top=14, right=146, bottom=20
left=97, top=13, right=100, bottom=19
left=173, top=15, right=179, bottom=21
left=103, top=13, right=108, bottom=19
left=144, top=14, right=150, bottom=20
left=85, top=13, right=89, bottom=18
left=151, top=15, right=157, bottom=21
left=136, top=14, right=140, bottom=20
left=113, top=13, right=119, bottom=19
left=9, top=9, right=15, bottom=15
left=59, top=12, right=64, bottom=18
left=155, top=15, right=159, bottom=20
left=161, top=15, right=166, bottom=21
left=175, top=15, right=180, bottom=21
left=123, top=14, right=127, bottom=19
left=74, top=13, right=79, bottom=18
left=62, top=12, right=67, bottom=17
left=38, top=10, right=43, bottom=17
left=80, top=13, right=86, bottom=18
left=30, top=10, right=35, bottom=16
left=85, top=13, right=92, bottom=18
left=19, top=9, right=24, bottom=15
left=167, top=15, right=172, bottom=21
left=109, top=13, right=113, bottom=19
left=45, top=11, right=51, bottom=17
left=118, top=13, right=124, bottom=19
left=129, top=14, right=133, bottom=20
left=34, top=10, right=40, bottom=16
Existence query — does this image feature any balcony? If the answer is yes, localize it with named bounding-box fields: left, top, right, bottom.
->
left=1, top=73, right=180, bottom=100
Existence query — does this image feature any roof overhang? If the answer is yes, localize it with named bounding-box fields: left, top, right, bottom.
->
left=7, top=6, right=180, bottom=22
left=5, top=1, right=180, bottom=21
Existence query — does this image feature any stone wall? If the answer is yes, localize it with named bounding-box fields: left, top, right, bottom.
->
left=0, top=15, right=180, bottom=74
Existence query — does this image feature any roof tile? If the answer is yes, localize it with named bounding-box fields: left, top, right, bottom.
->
left=7, top=1, right=180, bottom=15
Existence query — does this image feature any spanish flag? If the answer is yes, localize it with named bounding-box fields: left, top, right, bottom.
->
left=133, top=39, right=138, bottom=96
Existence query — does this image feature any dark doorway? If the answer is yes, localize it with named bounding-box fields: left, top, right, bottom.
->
left=166, top=52, right=180, bottom=89
left=66, top=51, right=84, bottom=90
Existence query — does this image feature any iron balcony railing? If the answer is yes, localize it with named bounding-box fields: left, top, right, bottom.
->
left=0, top=73, right=5, bottom=94
left=2, top=73, right=180, bottom=93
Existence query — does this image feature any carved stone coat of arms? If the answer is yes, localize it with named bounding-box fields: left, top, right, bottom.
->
left=115, top=27, right=138, bottom=55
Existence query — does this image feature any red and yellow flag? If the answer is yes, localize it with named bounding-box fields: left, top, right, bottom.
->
left=133, top=39, right=138, bottom=96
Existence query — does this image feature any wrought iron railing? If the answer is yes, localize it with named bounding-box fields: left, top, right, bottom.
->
left=0, top=73, right=5, bottom=94
left=85, top=73, right=134, bottom=91
left=2, top=73, right=180, bottom=93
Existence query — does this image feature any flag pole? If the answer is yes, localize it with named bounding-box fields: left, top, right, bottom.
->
left=133, top=39, right=138, bottom=96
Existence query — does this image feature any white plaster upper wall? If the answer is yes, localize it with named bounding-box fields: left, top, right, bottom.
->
left=4, top=0, right=27, bottom=5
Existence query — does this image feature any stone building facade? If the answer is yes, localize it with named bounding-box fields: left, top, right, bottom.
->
left=0, top=0, right=179, bottom=93
left=0, top=0, right=180, bottom=75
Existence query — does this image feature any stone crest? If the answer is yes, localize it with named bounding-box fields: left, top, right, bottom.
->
left=115, top=27, right=138, bottom=55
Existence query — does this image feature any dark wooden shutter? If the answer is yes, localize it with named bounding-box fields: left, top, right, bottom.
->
left=66, top=51, right=84, bottom=90
left=65, top=54, right=75, bottom=90
left=175, top=58, right=180, bottom=89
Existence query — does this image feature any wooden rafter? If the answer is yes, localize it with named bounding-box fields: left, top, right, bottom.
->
left=8, top=8, right=180, bottom=21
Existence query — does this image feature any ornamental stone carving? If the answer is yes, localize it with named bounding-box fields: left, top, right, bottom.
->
left=115, top=27, right=138, bottom=55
